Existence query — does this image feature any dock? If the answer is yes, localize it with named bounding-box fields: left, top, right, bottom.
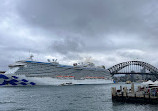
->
left=111, top=83, right=158, bottom=104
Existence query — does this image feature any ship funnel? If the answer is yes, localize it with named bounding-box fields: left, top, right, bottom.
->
left=29, top=54, right=34, bottom=60
left=47, top=59, right=51, bottom=62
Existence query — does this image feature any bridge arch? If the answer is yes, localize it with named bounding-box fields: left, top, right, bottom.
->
left=107, top=61, right=158, bottom=75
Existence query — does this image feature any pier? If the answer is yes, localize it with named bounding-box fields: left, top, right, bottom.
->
left=111, top=83, right=158, bottom=104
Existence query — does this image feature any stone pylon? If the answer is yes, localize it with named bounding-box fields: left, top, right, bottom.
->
left=131, top=82, right=135, bottom=94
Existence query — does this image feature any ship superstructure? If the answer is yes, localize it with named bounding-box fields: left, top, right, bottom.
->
left=0, top=55, right=113, bottom=86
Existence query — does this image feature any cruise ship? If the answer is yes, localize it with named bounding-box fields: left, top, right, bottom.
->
left=0, top=55, right=113, bottom=86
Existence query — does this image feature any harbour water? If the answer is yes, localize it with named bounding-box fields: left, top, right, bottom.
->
left=0, top=83, right=158, bottom=111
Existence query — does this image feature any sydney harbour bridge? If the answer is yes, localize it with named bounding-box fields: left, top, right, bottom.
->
left=107, top=61, right=158, bottom=79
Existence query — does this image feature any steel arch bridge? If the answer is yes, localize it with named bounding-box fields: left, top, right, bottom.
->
left=107, top=61, right=158, bottom=76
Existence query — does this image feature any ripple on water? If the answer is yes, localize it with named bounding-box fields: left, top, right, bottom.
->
left=73, top=99, right=78, bottom=101
left=82, top=96, right=92, bottom=99
left=0, top=101, right=16, bottom=104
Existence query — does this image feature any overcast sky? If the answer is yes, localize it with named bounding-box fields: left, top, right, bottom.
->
left=0, top=0, right=158, bottom=70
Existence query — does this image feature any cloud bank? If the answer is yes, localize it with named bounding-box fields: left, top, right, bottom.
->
left=0, top=0, right=158, bottom=70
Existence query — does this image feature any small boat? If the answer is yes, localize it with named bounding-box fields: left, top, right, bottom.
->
left=125, top=81, right=131, bottom=84
left=60, top=82, right=74, bottom=86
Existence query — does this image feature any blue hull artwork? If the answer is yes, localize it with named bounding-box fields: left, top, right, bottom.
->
left=0, top=74, right=36, bottom=86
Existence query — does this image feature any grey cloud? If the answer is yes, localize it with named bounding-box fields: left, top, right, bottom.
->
left=15, top=0, right=158, bottom=51
left=15, top=0, right=158, bottom=37
left=14, top=0, right=149, bottom=36
left=62, top=53, right=83, bottom=61
left=116, top=49, right=145, bottom=59
left=1, top=0, right=158, bottom=70
left=52, top=36, right=85, bottom=54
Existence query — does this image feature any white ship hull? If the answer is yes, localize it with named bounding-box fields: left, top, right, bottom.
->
left=23, top=77, right=113, bottom=85
left=0, top=74, right=113, bottom=86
